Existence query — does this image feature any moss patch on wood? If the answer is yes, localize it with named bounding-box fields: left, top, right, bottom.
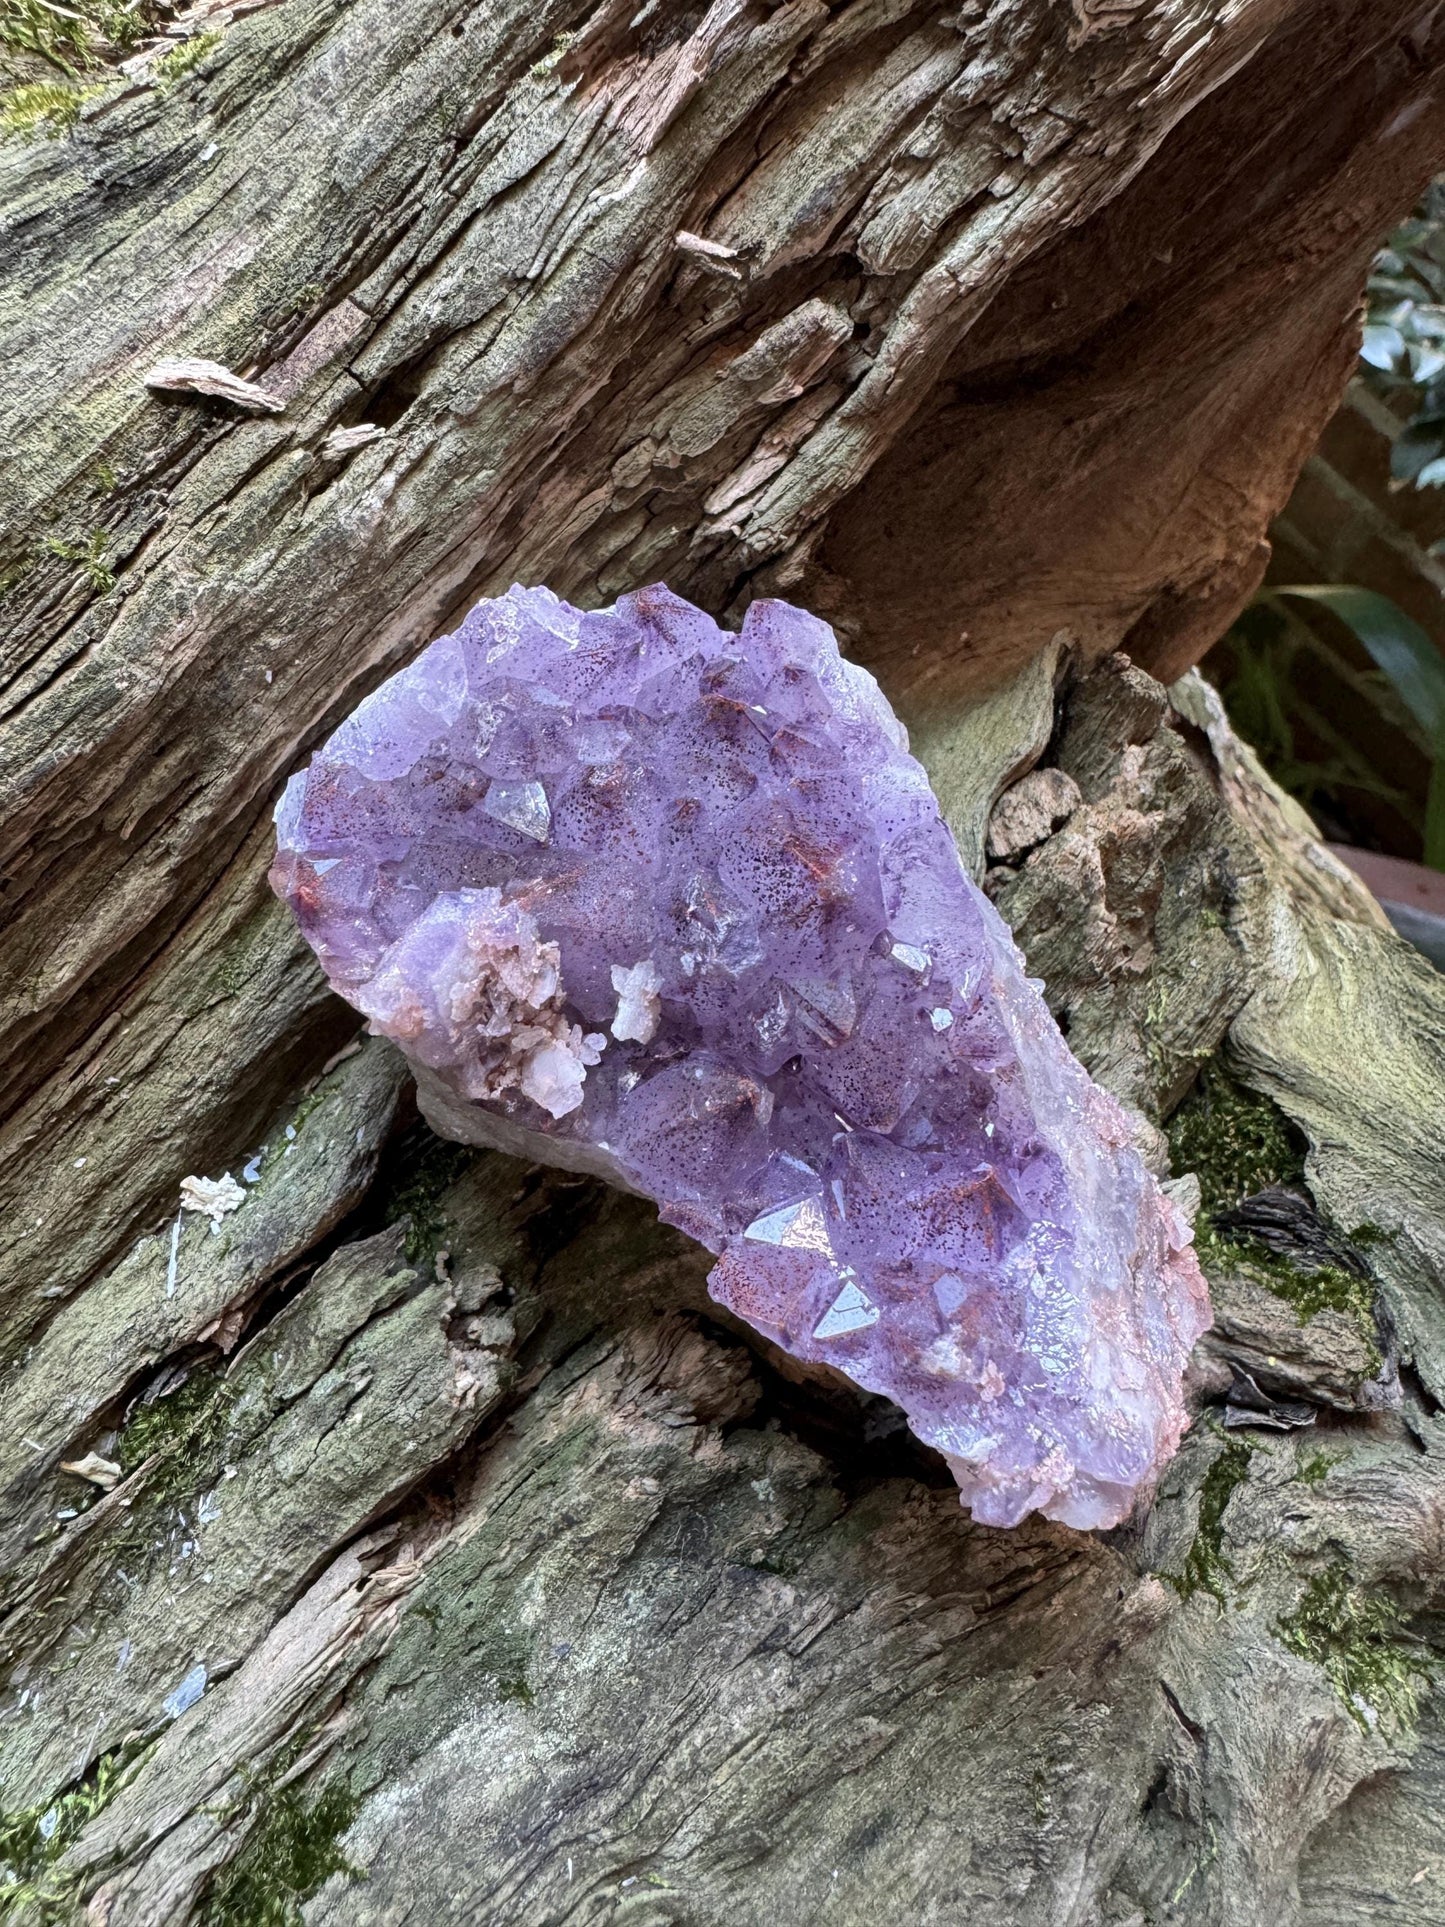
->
left=1168, top=1064, right=1307, bottom=1209
left=0, top=0, right=150, bottom=70
left=1295, top=1448, right=1342, bottom=1488
left=0, top=1739, right=151, bottom=1919
left=41, top=529, right=113, bottom=589
left=153, top=28, right=222, bottom=87
left=0, top=77, right=99, bottom=136
left=378, top=1125, right=474, bottom=1266
left=0, top=0, right=158, bottom=137
left=1169, top=1064, right=1379, bottom=1359
left=200, top=1775, right=360, bottom=1927
left=1277, top=1566, right=1433, bottom=1732
left=117, top=1366, right=236, bottom=1513
left=1166, top=1438, right=1253, bottom=1605
left=1192, top=1220, right=1377, bottom=1332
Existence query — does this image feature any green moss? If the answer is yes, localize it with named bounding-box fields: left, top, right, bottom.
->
left=1167, top=1065, right=1305, bottom=1212
left=1277, top=1566, right=1432, bottom=1731
left=200, top=1777, right=360, bottom=1927
left=287, top=1086, right=328, bottom=1136
left=0, top=1740, right=152, bottom=1920
left=0, top=554, right=33, bottom=600
left=0, top=0, right=167, bottom=140
left=1170, top=1064, right=1380, bottom=1365
left=1252, top=1254, right=1375, bottom=1329
left=1, top=0, right=155, bottom=138
left=206, top=898, right=293, bottom=1007
left=1, top=0, right=150, bottom=66
left=473, top=1615, right=535, bottom=1709
left=1139, top=978, right=1215, bottom=1089
left=117, top=1367, right=235, bottom=1512
left=1165, top=1438, right=1252, bottom=1605
left=380, top=1127, right=473, bottom=1266
left=0, top=77, right=101, bottom=137
left=41, top=529, right=113, bottom=590
left=153, top=28, right=221, bottom=86
left=1296, top=1448, right=1343, bottom=1487
left=1190, top=1219, right=1377, bottom=1331
left=1, top=0, right=88, bottom=69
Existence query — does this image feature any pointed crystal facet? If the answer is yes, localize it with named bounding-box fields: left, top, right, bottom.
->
left=484, top=778, right=551, bottom=842
left=813, top=1275, right=879, bottom=1339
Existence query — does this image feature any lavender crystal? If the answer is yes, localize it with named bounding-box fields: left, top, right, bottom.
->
left=272, top=585, right=1209, bottom=1528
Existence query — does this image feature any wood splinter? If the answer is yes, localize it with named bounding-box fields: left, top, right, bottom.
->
left=142, top=356, right=287, bottom=413
left=673, top=230, right=743, bottom=278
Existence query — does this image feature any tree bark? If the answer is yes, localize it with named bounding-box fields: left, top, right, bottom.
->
left=3, top=2, right=1445, bottom=1922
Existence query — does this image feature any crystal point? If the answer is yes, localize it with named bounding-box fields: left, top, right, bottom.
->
left=272, top=583, right=1210, bottom=1528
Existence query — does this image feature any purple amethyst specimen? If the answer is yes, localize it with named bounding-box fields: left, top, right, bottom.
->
left=272, top=584, right=1209, bottom=1528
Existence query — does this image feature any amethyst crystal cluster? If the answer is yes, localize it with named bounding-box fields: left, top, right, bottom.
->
left=272, top=585, right=1209, bottom=1528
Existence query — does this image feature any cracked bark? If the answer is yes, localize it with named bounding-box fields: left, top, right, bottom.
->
left=4, top=0, right=1445, bottom=1921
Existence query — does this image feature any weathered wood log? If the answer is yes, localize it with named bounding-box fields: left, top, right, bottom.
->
left=6, top=651, right=1445, bottom=1926
left=5, top=0, right=1445, bottom=1921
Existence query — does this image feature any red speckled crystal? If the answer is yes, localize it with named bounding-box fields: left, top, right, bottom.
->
left=272, top=584, right=1209, bottom=1527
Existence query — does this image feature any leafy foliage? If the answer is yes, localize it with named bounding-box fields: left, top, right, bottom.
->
left=1214, top=606, right=1411, bottom=816
left=1364, top=180, right=1445, bottom=489
left=1211, top=187, right=1445, bottom=873
left=1213, top=586, right=1445, bottom=870
left=1266, top=586, right=1445, bottom=869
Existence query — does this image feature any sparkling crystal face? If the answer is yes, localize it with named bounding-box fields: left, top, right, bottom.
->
left=272, top=583, right=1210, bottom=1528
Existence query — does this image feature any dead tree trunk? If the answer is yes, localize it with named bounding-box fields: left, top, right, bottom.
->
left=3, top=2, right=1445, bottom=1922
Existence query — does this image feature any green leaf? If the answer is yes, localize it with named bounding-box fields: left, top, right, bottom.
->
left=1404, top=251, right=1445, bottom=300
left=1270, top=585, right=1445, bottom=871
left=1272, top=587, right=1445, bottom=744
left=1362, top=323, right=1406, bottom=371
left=1390, top=422, right=1445, bottom=485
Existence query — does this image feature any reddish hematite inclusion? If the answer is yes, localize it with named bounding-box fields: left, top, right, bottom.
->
left=272, top=583, right=1210, bottom=1528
